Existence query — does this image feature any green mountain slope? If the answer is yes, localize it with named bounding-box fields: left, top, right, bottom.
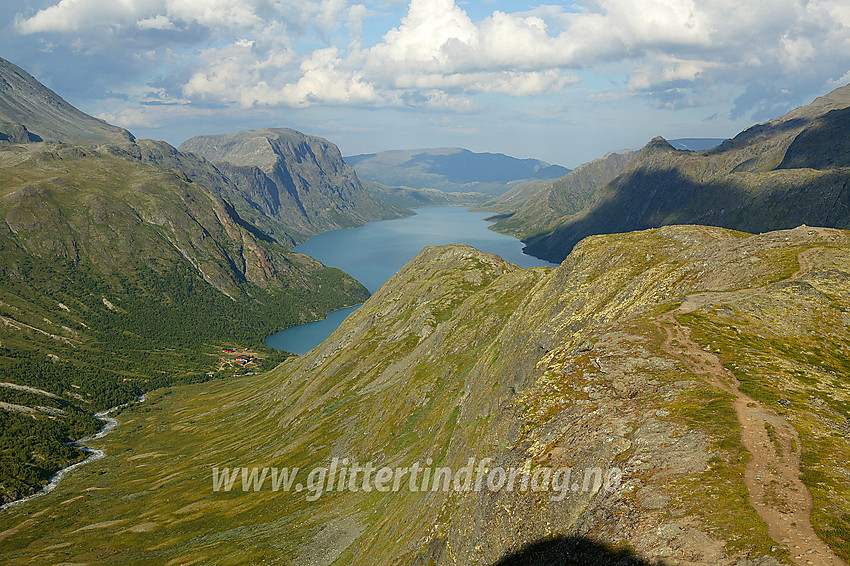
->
left=0, top=57, right=416, bottom=507
left=180, top=129, right=409, bottom=243
left=345, top=147, right=570, bottom=195
left=523, top=85, right=850, bottom=263
left=0, top=58, right=133, bottom=144
left=2, top=225, right=847, bottom=565
left=0, top=141, right=369, bottom=504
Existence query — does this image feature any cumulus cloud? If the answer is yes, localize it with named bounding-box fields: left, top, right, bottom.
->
left=17, top=0, right=156, bottom=34
left=16, top=0, right=343, bottom=42
left=136, top=15, right=177, bottom=31
left=13, top=0, right=850, bottom=118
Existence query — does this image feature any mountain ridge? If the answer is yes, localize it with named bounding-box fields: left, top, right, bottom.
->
left=344, top=147, right=570, bottom=195
left=517, top=84, right=850, bottom=262
left=180, top=128, right=409, bottom=243
left=2, top=225, right=847, bottom=564
left=0, top=57, right=133, bottom=144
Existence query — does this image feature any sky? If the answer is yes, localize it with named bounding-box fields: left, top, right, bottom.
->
left=1, top=1, right=849, bottom=168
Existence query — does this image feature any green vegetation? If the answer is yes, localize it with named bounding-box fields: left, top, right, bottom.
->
left=666, top=386, right=776, bottom=556
left=679, top=245, right=850, bottom=560
left=0, top=227, right=848, bottom=564
left=0, top=141, right=371, bottom=504
left=0, top=401, right=100, bottom=503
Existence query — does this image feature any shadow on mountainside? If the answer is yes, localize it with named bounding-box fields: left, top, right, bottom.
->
left=522, top=165, right=850, bottom=263
left=492, top=536, right=666, bottom=566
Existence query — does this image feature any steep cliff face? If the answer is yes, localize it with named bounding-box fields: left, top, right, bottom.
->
left=0, top=58, right=133, bottom=144
left=4, top=225, right=847, bottom=566
left=523, top=85, right=850, bottom=263
left=180, top=128, right=408, bottom=242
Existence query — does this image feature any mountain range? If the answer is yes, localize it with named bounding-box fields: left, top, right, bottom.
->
left=0, top=57, right=403, bottom=503
left=489, top=88, right=850, bottom=262
left=345, top=147, right=570, bottom=195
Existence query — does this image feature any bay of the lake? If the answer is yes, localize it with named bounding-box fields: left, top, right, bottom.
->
left=265, top=206, right=556, bottom=354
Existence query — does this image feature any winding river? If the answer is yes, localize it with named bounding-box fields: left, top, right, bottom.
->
left=0, top=395, right=145, bottom=512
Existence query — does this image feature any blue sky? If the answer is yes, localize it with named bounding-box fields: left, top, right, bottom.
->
left=2, top=0, right=850, bottom=167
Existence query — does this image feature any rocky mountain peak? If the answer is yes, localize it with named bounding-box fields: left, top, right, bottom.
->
left=0, top=57, right=134, bottom=144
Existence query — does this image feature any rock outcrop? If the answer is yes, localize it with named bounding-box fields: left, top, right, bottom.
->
left=180, top=128, right=408, bottom=242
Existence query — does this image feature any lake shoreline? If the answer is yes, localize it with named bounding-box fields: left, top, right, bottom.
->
left=266, top=206, right=555, bottom=354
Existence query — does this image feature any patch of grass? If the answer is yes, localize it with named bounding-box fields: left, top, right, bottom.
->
left=667, top=385, right=775, bottom=556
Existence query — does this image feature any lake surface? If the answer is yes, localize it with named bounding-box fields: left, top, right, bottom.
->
left=265, top=207, right=556, bottom=354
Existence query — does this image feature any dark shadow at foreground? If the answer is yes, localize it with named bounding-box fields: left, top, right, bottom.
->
left=492, top=536, right=667, bottom=566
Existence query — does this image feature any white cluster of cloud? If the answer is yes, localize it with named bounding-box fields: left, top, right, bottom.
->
left=18, top=0, right=310, bottom=35
left=14, top=0, right=850, bottom=119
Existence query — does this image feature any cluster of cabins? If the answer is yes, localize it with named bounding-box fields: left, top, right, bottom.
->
left=221, top=348, right=252, bottom=366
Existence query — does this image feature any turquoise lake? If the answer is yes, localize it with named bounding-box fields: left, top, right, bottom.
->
left=265, top=206, right=556, bottom=354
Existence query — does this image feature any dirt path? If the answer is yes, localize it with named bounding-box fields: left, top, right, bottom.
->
left=656, top=247, right=846, bottom=566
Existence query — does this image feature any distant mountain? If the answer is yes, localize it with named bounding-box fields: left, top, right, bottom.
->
left=361, top=179, right=489, bottom=208
left=668, top=138, right=725, bottom=151
left=0, top=58, right=133, bottom=144
left=345, top=147, right=570, bottom=195
left=521, top=85, right=850, bottom=262
left=180, top=129, right=408, bottom=242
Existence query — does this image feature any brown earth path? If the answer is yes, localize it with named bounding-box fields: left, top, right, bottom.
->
left=656, top=246, right=847, bottom=566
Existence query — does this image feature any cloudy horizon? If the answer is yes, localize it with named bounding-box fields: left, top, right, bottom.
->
left=2, top=0, right=849, bottom=167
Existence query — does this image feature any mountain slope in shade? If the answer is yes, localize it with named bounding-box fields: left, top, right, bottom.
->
left=0, top=58, right=133, bottom=144
left=1, top=226, right=847, bottom=564
left=180, top=129, right=408, bottom=243
left=481, top=140, right=720, bottom=240
left=345, top=147, right=570, bottom=195
left=523, top=85, right=850, bottom=263
left=484, top=150, right=638, bottom=238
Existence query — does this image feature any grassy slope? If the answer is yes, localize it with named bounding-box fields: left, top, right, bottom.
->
left=0, top=142, right=369, bottom=503
left=0, top=225, right=847, bottom=564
